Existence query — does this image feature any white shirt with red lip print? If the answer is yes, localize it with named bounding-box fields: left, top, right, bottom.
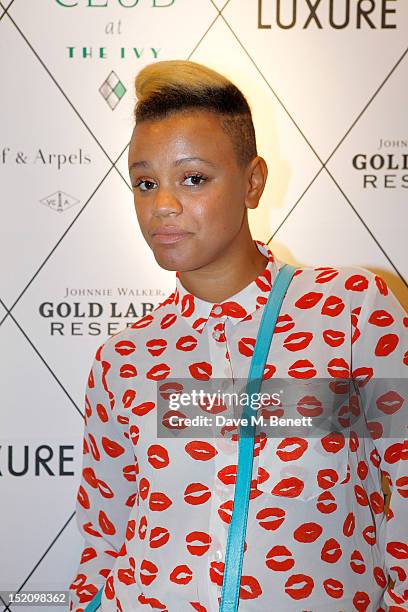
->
left=68, top=239, right=408, bottom=612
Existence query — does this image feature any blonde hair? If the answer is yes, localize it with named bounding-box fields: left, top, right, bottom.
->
left=133, top=60, right=257, bottom=167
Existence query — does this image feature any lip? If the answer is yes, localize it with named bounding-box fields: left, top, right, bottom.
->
left=152, top=233, right=191, bottom=244
left=151, top=227, right=192, bottom=244
left=151, top=226, right=190, bottom=235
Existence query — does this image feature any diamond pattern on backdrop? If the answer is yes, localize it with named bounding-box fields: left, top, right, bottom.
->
left=0, top=15, right=112, bottom=306
left=210, top=0, right=231, bottom=12
left=11, top=171, right=174, bottom=414
left=99, top=70, right=127, bottom=111
left=327, top=49, right=408, bottom=285
left=272, top=170, right=408, bottom=309
left=190, top=16, right=323, bottom=249
left=22, top=518, right=85, bottom=596
left=0, top=0, right=407, bottom=609
left=1, top=511, right=79, bottom=605
left=222, top=0, right=408, bottom=160
left=7, top=0, right=220, bottom=160
left=215, top=2, right=408, bottom=291
left=114, top=143, right=132, bottom=191
left=0, top=312, right=85, bottom=607
left=0, top=0, right=10, bottom=13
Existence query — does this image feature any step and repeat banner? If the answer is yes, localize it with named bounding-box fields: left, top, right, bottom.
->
left=1, top=1, right=407, bottom=610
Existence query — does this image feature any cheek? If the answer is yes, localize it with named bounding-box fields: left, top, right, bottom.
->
left=195, top=189, right=243, bottom=229
left=192, top=183, right=235, bottom=218
left=133, top=200, right=151, bottom=235
left=133, top=201, right=142, bottom=224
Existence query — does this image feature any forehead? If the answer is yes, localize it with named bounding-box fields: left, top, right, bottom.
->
left=128, top=110, right=233, bottom=160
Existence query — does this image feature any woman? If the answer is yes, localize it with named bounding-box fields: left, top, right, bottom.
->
left=68, top=60, right=407, bottom=611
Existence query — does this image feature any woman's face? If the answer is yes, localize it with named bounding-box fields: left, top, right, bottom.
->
left=128, top=109, right=255, bottom=272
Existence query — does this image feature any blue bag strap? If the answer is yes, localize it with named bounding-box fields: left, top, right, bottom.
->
left=84, top=262, right=297, bottom=612
left=83, top=587, right=102, bottom=611
left=219, top=263, right=297, bottom=612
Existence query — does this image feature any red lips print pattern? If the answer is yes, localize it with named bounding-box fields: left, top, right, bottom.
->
left=68, top=240, right=408, bottom=612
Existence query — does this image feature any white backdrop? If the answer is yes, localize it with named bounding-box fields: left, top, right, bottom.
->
left=1, top=1, right=407, bottom=611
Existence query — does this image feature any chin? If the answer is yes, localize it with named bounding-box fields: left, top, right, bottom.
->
left=154, top=251, right=201, bottom=273
left=151, top=250, right=185, bottom=272
left=155, top=260, right=179, bottom=272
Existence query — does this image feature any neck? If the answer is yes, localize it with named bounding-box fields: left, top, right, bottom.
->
left=177, top=234, right=268, bottom=304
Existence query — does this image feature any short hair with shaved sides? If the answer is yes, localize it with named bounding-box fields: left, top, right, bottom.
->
left=133, top=59, right=258, bottom=168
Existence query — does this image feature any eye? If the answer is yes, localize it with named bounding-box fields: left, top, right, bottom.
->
left=133, top=179, right=157, bottom=192
left=182, top=173, right=207, bottom=186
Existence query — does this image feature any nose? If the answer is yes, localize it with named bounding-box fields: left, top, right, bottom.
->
left=152, top=186, right=182, bottom=217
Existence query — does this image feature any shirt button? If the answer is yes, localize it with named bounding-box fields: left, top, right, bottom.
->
left=215, top=549, right=223, bottom=561
left=212, top=305, right=223, bottom=316
left=211, top=318, right=226, bottom=340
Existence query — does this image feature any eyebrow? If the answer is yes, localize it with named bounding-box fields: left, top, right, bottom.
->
left=129, top=156, right=217, bottom=171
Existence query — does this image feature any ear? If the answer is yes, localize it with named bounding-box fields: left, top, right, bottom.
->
left=244, top=156, right=268, bottom=210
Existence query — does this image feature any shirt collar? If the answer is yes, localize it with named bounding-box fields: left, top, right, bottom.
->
left=171, top=239, right=278, bottom=334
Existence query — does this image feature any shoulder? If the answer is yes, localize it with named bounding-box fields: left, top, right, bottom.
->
left=94, top=289, right=177, bottom=366
left=286, top=261, right=381, bottom=309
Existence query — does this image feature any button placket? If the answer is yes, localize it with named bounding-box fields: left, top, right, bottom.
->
left=206, top=315, right=236, bottom=611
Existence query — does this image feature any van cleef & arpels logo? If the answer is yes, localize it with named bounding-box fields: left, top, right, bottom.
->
left=40, top=191, right=80, bottom=213
left=1, top=147, right=91, bottom=169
